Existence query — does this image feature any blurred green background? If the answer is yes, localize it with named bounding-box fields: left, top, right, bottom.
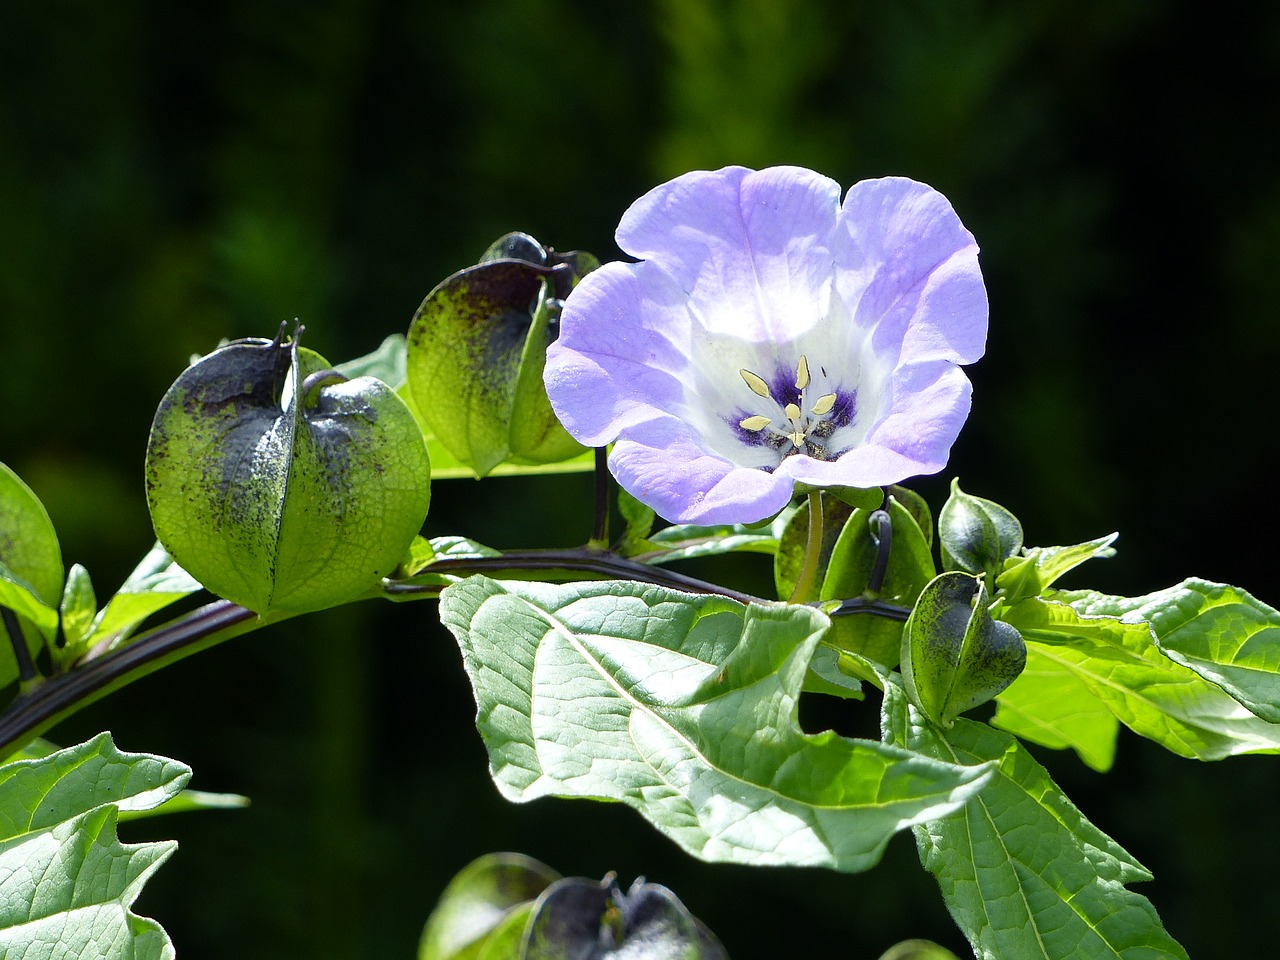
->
left=2, top=1, right=1279, bottom=957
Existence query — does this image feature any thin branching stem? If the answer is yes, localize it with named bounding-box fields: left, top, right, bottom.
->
left=591, top=446, right=611, bottom=546
left=2, top=606, right=38, bottom=684
left=382, top=548, right=764, bottom=606
left=0, top=600, right=259, bottom=759
left=0, top=547, right=756, bottom=758
left=0, top=535, right=913, bottom=759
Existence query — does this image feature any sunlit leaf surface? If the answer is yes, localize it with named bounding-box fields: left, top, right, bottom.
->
left=883, top=679, right=1187, bottom=960
left=0, top=734, right=188, bottom=960
left=440, top=577, right=994, bottom=873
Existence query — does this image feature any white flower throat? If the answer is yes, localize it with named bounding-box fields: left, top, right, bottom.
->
left=736, top=355, right=847, bottom=460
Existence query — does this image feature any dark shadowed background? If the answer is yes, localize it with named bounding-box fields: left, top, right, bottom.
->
left=2, top=1, right=1278, bottom=957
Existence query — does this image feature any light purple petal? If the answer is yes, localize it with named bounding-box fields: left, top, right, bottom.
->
left=610, top=419, right=794, bottom=524
left=860, top=362, right=974, bottom=471
left=616, top=166, right=843, bottom=343
left=545, top=261, right=692, bottom=446
left=834, top=177, right=987, bottom=366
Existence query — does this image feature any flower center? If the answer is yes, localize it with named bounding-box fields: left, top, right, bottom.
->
left=735, top=355, right=850, bottom=461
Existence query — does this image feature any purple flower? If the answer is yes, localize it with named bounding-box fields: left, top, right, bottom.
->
left=544, top=166, right=988, bottom=524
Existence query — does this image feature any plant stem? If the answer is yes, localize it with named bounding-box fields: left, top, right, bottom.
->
left=0, top=546, right=761, bottom=759
left=383, top=547, right=764, bottom=606
left=2, top=606, right=38, bottom=684
left=590, top=446, right=610, bottom=547
left=0, top=601, right=260, bottom=759
left=788, top=490, right=824, bottom=604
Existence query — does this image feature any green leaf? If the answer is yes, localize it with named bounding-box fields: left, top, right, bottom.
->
left=0, top=559, right=58, bottom=678
left=992, top=645, right=1120, bottom=772
left=819, top=498, right=936, bottom=667
left=616, top=486, right=656, bottom=550
left=996, top=534, right=1118, bottom=605
left=6, top=736, right=59, bottom=761
left=937, top=480, right=1022, bottom=579
left=59, top=544, right=203, bottom=666
left=635, top=522, right=778, bottom=564
left=1006, top=594, right=1280, bottom=760
left=0, top=461, right=63, bottom=608
left=405, top=244, right=589, bottom=477
left=419, top=852, right=560, bottom=960
left=523, top=875, right=727, bottom=960
left=116, top=788, right=250, bottom=820
left=440, top=577, right=995, bottom=873
left=145, top=330, right=431, bottom=615
left=901, top=573, right=1026, bottom=727
left=1133, top=579, right=1280, bottom=723
left=0, top=733, right=189, bottom=960
left=886, top=483, right=933, bottom=549
left=428, top=536, right=503, bottom=562
left=802, top=644, right=866, bottom=700
left=4, top=736, right=245, bottom=818
left=883, top=680, right=1189, bottom=960
left=1, top=461, right=63, bottom=672
left=399, top=536, right=438, bottom=578
left=819, top=485, right=885, bottom=512
left=336, top=333, right=409, bottom=388
left=59, top=562, right=97, bottom=650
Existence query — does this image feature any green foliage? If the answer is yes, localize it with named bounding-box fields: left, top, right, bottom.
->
left=58, top=562, right=97, bottom=653
left=991, top=645, right=1120, bottom=772
left=145, top=329, right=430, bottom=615
left=406, top=235, right=595, bottom=477
left=634, top=522, right=778, bottom=564
left=0, top=461, right=63, bottom=672
left=615, top=487, right=657, bottom=552
left=57, top=543, right=203, bottom=667
left=421, top=853, right=727, bottom=960
left=0, top=734, right=188, bottom=960
left=1131, top=579, right=1280, bottom=723
left=900, top=573, right=1026, bottom=728
left=440, top=576, right=994, bottom=874
left=1007, top=593, right=1280, bottom=760
left=883, top=679, right=1190, bottom=960
left=995, top=533, right=1118, bottom=605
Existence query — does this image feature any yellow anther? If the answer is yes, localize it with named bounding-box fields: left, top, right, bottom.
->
left=789, top=431, right=806, bottom=447
left=811, top=393, right=837, bottom=416
left=738, top=415, right=771, bottom=431
left=740, top=368, right=772, bottom=398
left=784, top=403, right=801, bottom=421
left=795, top=355, right=811, bottom=390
